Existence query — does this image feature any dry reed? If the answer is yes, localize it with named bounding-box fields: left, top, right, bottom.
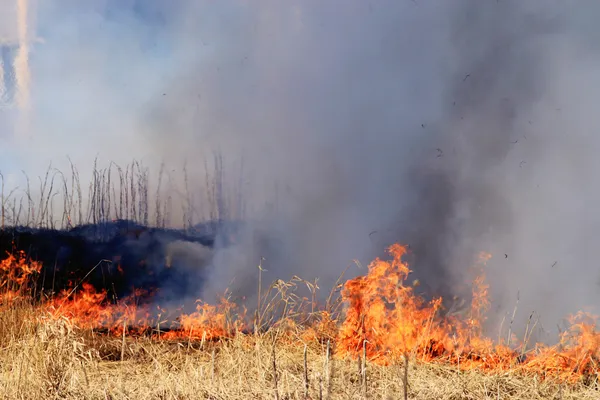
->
left=0, top=302, right=597, bottom=399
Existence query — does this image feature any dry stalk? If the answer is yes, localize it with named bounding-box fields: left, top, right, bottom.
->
left=325, top=339, right=331, bottom=400
left=304, top=343, right=309, bottom=399
left=256, top=257, right=267, bottom=333
left=318, top=374, right=323, bottom=400
left=121, top=319, right=127, bottom=361
left=498, top=313, right=506, bottom=345
left=272, top=341, right=279, bottom=400
left=521, top=311, right=539, bottom=360
left=187, top=327, right=194, bottom=351
left=362, top=339, right=367, bottom=399
left=79, top=359, right=90, bottom=389
left=211, top=347, right=216, bottom=385
left=403, top=353, right=409, bottom=400
left=508, top=291, right=520, bottom=346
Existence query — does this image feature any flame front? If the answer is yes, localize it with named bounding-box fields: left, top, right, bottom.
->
left=337, top=244, right=444, bottom=361
left=0, top=250, right=42, bottom=303
left=1, top=244, right=600, bottom=384
left=336, top=244, right=600, bottom=383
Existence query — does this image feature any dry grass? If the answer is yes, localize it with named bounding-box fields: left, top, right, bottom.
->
left=0, top=303, right=597, bottom=400
left=0, top=154, right=244, bottom=230
left=0, top=159, right=597, bottom=398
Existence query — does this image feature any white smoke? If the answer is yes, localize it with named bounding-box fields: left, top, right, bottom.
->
left=1, top=0, right=600, bottom=340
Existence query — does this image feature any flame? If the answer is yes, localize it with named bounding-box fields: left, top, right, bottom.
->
left=162, top=298, right=247, bottom=341
left=336, top=244, right=600, bottom=383
left=0, top=250, right=42, bottom=303
left=1, top=244, right=600, bottom=384
left=42, top=284, right=152, bottom=334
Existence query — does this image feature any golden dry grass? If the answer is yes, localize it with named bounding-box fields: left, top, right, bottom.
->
left=0, top=303, right=597, bottom=400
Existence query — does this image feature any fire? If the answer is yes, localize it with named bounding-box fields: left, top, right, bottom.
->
left=1, top=244, right=600, bottom=384
left=336, top=244, right=600, bottom=383
left=0, top=249, right=42, bottom=303
left=43, top=284, right=152, bottom=334
left=162, top=298, right=247, bottom=341
left=337, top=244, right=444, bottom=361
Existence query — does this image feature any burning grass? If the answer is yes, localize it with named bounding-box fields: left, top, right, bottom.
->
left=1, top=244, right=600, bottom=399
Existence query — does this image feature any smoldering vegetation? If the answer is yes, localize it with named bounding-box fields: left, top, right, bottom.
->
left=0, top=220, right=218, bottom=304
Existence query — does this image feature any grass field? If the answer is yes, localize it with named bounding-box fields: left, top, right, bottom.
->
left=1, top=244, right=599, bottom=400
left=0, top=303, right=597, bottom=400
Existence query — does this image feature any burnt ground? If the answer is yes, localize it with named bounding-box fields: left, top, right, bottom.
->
left=0, top=220, right=241, bottom=305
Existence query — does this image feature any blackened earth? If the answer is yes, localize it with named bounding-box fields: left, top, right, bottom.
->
left=0, top=220, right=242, bottom=305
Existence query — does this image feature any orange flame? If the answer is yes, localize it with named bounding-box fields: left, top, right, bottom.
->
left=162, top=298, right=247, bottom=341
left=2, top=244, right=600, bottom=384
left=336, top=244, right=600, bottom=383
left=0, top=250, right=42, bottom=304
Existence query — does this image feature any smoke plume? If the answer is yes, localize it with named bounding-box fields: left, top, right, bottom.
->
left=1, top=0, right=600, bottom=338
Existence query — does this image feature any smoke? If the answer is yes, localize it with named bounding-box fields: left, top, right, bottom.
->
left=2, top=0, right=600, bottom=338
left=14, top=0, right=32, bottom=118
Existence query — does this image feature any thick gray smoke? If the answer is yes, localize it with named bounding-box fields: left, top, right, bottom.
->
left=2, top=0, right=600, bottom=339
